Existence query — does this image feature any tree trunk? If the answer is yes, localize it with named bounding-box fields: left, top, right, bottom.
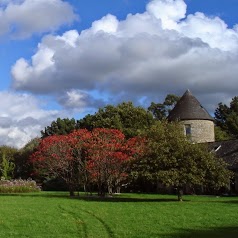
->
left=108, top=185, right=113, bottom=196
left=116, top=186, right=121, bottom=194
left=69, top=189, right=75, bottom=197
left=68, top=183, right=75, bottom=197
left=98, top=182, right=106, bottom=197
left=177, top=186, right=183, bottom=202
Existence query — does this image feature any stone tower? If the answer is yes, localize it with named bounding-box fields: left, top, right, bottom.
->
left=168, top=89, right=215, bottom=143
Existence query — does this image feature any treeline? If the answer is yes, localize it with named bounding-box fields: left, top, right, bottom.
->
left=33, top=123, right=231, bottom=201
left=1, top=95, right=237, bottom=199
left=41, top=95, right=238, bottom=141
left=41, top=95, right=181, bottom=138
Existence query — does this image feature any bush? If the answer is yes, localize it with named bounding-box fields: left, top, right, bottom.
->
left=42, top=177, right=68, bottom=191
left=0, top=179, right=41, bottom=193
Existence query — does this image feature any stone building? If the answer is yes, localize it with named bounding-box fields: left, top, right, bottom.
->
left=168, top=89, right=238, bottom=193
left=168, top=89, right=215, bottom=143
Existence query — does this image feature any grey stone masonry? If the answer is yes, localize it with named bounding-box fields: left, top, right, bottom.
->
left=182, top=119, right=215, bottom=143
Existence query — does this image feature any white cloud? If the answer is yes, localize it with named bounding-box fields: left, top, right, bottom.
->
left=146, top=0, right=186, bottom=29
left=0, top=91, right=68, bottom=148
left=0, top=0, right=77, bottom=38
left=178, top=12, right=238, bottom=51
left=11, top=0, right=238, bottom=113
left=91, top=14, right=119, bottom=34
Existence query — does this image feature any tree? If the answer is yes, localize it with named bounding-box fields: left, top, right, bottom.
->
left=0, top=146, right=18, bottom=179
left=31, top=134, right=82, bottom=196
left=78, top=102, right=155, bottom=138
left=214, top=126, right=232, bottom=141
left=41, top=118, right=77, bottom=138
left=31, top=128, right=143, bottom=196
left=148, top=94, right=180, bottom=120
left=1, top=153, right=15, bottom=180
left=131, top=121, right=232, bottom=201
left=148, top=102, right=167, bottom=120
left=84, top=128, right=143, bottom=196
left=14, top=138, right=40, bottom=179
left=214, top=97, right=238, bottom=138
left=0, top=146, right=18, bottom=163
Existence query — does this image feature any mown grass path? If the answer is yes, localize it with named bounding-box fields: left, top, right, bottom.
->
left=0, top=192, right=238, bottom=237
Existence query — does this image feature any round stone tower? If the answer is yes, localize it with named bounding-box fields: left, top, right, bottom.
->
left=167, top=89, right=215, bottom=143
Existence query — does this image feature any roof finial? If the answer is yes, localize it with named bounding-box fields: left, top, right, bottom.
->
left=185, top=89, right=191, bottom=95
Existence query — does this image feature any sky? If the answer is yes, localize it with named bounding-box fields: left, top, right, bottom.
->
left=0, top=0, right=238, bottom=148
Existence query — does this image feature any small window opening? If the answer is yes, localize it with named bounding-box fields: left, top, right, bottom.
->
left=185, top=124, right=191, bottom=136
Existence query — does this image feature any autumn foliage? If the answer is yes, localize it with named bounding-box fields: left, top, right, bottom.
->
left=31, top=128, right=144, bottom=196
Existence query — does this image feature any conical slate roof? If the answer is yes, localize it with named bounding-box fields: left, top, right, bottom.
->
left=167, top=90, right=214, bottom=121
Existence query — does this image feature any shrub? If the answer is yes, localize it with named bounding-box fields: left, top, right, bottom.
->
left=0, top=178, right=41, bottom=193
left=42, top=177, right=68, bottom=191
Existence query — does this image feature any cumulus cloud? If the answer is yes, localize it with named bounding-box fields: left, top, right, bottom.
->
left=0, top=91, right=68, bottom=148
left=11, top=0, right=238, bottom=112
left=146, top=0, right=186, bottom=29
left=0, top=0, right=77, bottom=38
left=57, top=89, right=104, bottom=111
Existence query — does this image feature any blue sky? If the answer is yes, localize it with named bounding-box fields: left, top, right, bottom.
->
left=0, top=0, right=238, bottom=148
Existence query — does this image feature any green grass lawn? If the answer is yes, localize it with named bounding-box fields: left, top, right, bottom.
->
left=0, top=192, right=238, bottom=238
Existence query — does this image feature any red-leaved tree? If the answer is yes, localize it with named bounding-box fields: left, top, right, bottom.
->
left=85, top=128, right=144, bottom=196
left=31, top=134, right=81, bottom=196
left=31, top=128, right=144, bottom=196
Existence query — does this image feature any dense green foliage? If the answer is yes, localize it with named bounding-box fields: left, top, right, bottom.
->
left=1, top=154, right=15, bottom=179
left=14, top=138, right=40, bottom=179
left=215, top=126, right=232, bottom=141
left=0, top=192, right=238, bottom=237
left=0, top=140, right=40, bottom=181
left=131, top=121, right=232, bottom=200
left=78, top=101, right=155, bottom=138
left=41, top=118, right=78, bottom=138
left=215, top=96, right=238, bottom=138
left=0, top=146, right=18, bottom=179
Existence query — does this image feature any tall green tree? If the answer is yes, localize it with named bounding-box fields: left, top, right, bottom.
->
left=0, top=146, right=18, bottom=180
left=78, top=102, right=155, bottom=138
left=41, top=118, right=77, bottom=138
left=215, top=96, right=238, bottom=138
left=214, top=126, right=232, bottom=141
left=14, top=138, right=40, bottom=179
left=131, top=121, right=232, bottom=201
left=148, top=94, right=180, bottom=120
left=1, top=153, right=15, bottom=180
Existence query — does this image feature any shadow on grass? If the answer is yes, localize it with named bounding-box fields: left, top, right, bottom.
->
left=0, top=192, right=69, bottom=199
left=162, top=227, right=238, bottom=238
left=0, top=192, right=181, bottom=202
left=73, top=195, right=180, bottom=203
left=2, top=192, right=238, bottom=204
left=220, top=200, right=238, bottom=204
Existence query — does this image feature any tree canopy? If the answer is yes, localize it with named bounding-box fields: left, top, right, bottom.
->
left=31, top=128, right=143, bottom=196
left=214, top=96, right=238, bottom=138
left=148, top=94, right=180, bottom=120
left=131, top=121, right=232, bottom=201
left=78, top=101, right=155, bottom=138
left=0, top=146, right=18, bottom=180
left=14, top=138, right=40, bottom=179
left=41, top=118, right=77, bottom=138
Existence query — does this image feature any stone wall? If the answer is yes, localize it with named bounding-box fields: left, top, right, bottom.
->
left=181, top=119, right=215, bottom=143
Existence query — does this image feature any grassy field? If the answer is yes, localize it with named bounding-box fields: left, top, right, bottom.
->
left=0, top=192, right=238, bottom=238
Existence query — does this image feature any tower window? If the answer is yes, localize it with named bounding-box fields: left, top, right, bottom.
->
left=185, top=124, right=191, bottom=136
